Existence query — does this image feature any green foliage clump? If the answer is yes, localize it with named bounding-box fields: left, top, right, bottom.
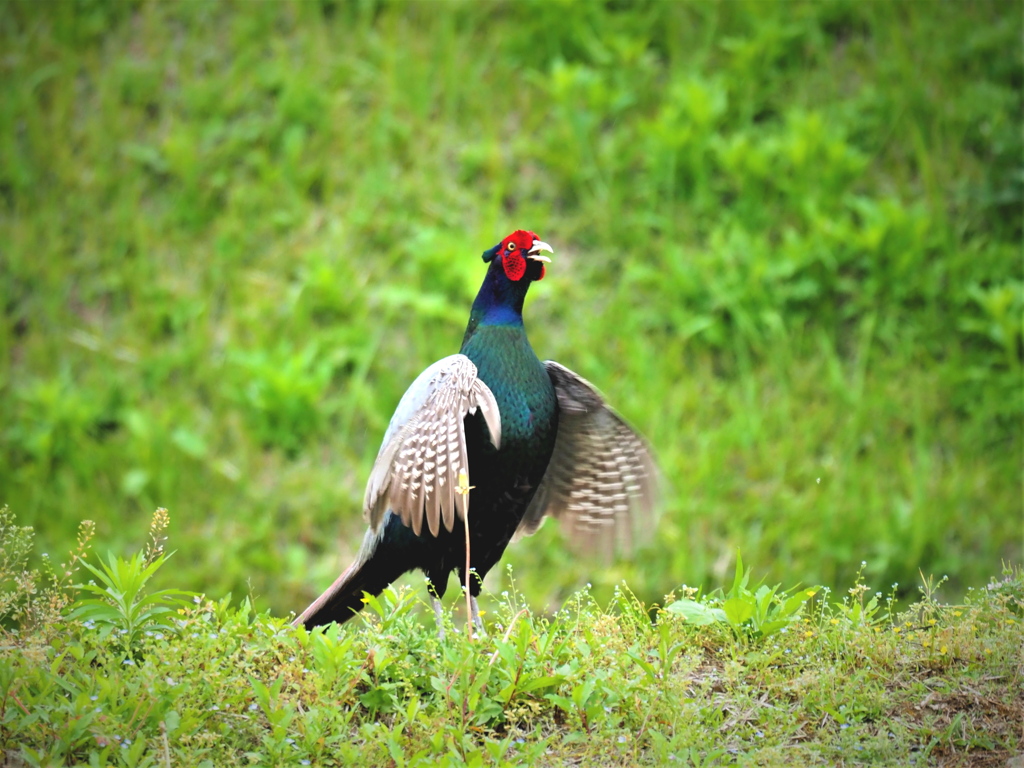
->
left=0, top=505, right=94, bottom=637
left=0, top=511, right=1021, bottom=766
left=666, top=552, right=820, bottom=641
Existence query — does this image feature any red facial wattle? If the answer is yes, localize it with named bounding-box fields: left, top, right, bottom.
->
left=502, top=251, right=527, bottom=281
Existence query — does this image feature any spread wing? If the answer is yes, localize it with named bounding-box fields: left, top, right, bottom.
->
left=364, top=354, right=501, bottom=538
left=515, top=361, right=658, bottom=557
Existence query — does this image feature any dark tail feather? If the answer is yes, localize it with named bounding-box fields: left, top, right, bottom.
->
left=294, top=561, right=363, bottom=629
left=294, top=529, right=405, bottom=629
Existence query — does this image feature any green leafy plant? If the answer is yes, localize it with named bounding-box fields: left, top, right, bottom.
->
left=959, top=281, right=1024, bottom=367
left=69, top=509, right=192, bottom=655
left=828, top=561, right=896, bottom=628
left=545, top=671, right=621, bottom=736
left=666, top=553, right=819, bottom=641
left=248, top=674, right=298, bottom=764
left=627, top=620, right=689, bottom=683
left=70, top=550, right=190, bottom=653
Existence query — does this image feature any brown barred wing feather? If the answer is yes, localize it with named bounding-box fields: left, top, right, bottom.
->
left=515, top=361, right=658, bottom=558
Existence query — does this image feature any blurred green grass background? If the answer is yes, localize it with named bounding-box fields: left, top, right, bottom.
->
left=1, top=0, right=1020, bottom=617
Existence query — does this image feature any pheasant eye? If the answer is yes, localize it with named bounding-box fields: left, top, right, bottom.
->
left=506, top=242, right=516, bottom=251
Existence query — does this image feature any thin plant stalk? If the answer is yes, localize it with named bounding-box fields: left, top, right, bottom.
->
left=457, top=471, right=474, bottom=639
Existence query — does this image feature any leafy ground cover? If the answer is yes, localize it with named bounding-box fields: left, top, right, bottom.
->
left=1, top=2, right=1021, bottom=624
left=1, top=508, right=1022, bottom=767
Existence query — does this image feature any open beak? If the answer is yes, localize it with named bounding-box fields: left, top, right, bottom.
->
left=527, top=240, right=553, bottom=262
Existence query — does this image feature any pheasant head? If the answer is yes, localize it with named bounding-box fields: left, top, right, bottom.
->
left=481, top=230, right=553, bottom=283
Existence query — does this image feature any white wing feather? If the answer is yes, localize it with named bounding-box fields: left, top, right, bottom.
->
left=364, top=354, right=501, bottom=537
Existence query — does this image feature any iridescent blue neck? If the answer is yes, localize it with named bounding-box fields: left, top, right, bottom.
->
left=464, top=261, right=531, bottom=338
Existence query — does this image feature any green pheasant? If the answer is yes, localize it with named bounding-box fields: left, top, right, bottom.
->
left=296, top=230, right=657, bottom=632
